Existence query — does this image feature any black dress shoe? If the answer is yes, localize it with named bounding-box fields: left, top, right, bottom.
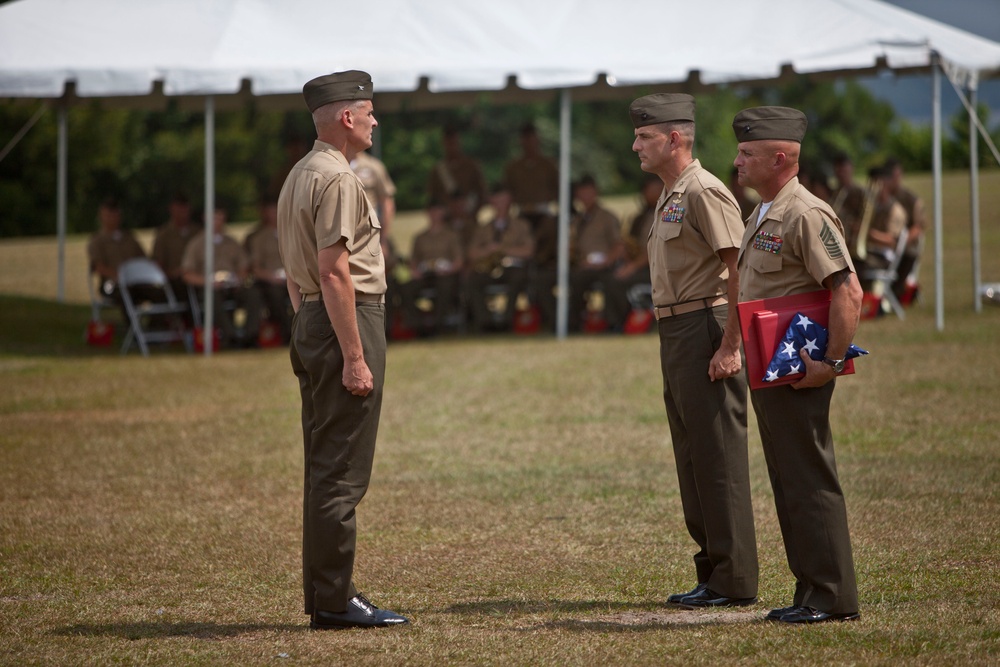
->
left=310, top=594, right=410, bottom=630
left=765, top=605, right=798, bottom=621
left=679, top=587, right=756, bottom=608
left=668, top=582, right=708, bottom=605
left=774, top=605, right=860, bottom=624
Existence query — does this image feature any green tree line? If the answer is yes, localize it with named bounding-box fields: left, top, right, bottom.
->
left=1, top=78, right=996, bottom=238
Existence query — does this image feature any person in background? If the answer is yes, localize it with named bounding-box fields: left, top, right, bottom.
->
left=631, top=93, right=758, bottom=610
left=277, top=70, right=408, bottom=630
left=245, top=196, right=292, bottom=344
left=351, top=149, right=396, bottom=236
left=402, top=202, right=464, bottom=335
left=428, top=124, right=489, bottom=223
left=603, top=175, right=658, bottom=332
left=829, top=152, right=868, bottom=264
left=881, top=157, right=925, bottom=301
left=733, top=105, right=862, bottom=624
left=465, top=184, right=535, bottom=333
left=502, top=121, right=559, bottom=232
left=87, top=195, right=146, bottom=305
left=182, top=205, right=261, bottom=349
left=152, top=191, right=198, bottom=301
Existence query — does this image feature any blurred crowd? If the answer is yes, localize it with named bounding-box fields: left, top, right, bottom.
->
left=86, top=123, right=925, bottom=350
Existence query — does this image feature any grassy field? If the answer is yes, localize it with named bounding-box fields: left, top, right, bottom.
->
left=1, top=171, right=998, bottom=665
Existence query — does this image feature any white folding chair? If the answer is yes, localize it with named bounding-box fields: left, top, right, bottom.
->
left=118, top=258, right=192, bottom=356
left=860, top=228, right=909, bottom=320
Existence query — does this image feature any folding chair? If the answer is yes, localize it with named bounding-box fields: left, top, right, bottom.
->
left=859, top=228, right=909, bottom=320
left=118, top=258, right=193, bottom=356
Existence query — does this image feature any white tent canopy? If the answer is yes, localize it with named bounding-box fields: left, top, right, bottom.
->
left=2, top=0, right=999, bottom=342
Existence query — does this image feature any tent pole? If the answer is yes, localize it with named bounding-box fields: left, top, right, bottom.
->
left=932, top=53, right=944, bottom=332
left=56, top=104, right=67, bottom=304
left=203, top=95, right=216, bottom=357
left=969, top=84, right=981, bottom=313
left=556, top=89, right=572, bottom=340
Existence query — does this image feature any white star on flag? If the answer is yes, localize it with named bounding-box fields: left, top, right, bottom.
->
left=762, top=311, right=869, bottom=383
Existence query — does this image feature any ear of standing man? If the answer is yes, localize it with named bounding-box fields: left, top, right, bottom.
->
left=630, top=93, right=760, bottom=609
left=277, top=70, right=408, bottom=630
left=733, top=106, right=863, bottom=624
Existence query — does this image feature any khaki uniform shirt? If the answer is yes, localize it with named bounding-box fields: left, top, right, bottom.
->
left=278, top=141, right=386, bottom=297
left=571, top=204, right=621, bottom=266
left=738, top=177, right=855, bottom=301
left=350, top=151, right=396, bottom=205
left=503, top=154, right=559, bottom=212
left=867, top=199, right=906, bottom=256
left=182, top=230, right=248, bottom=279
left=467, top=216, right=534, bottom=262
left=411, top=226, right=463, bottom=272
left=647, top=159, right=744, bottom=307
left=152, top=223, right=196, bottom=277
left=895, top=186, right=925, bottom=253
left=246, top=226, right=284, bottom=274
left=87, top=229, right=146, bottom=276
left=830, top=183, right=867, bottom=258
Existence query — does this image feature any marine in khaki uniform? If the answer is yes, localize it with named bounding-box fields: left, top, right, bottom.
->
left=245, top=198, right=292, bottom=343
left=465, top=184, right=535, bottom=332
left=181, top=206, right=262, bottom=348
left=277, top=70, right=408, bottom=630
left=350, top=149, right=397, bottom=231
left=402, top=203, right=464, bottom=333
left=502, top=122, right=559, bottom=230
left=630, top=93, right=758, bottom=609
left=733, top=106, right=863, bottom=624
left=151, top=192, right=197, bottom=300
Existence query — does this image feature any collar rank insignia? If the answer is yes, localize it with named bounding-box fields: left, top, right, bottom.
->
left=662, top=204, right=685, bottom=224
left=753, top=231, right=783, bottom=254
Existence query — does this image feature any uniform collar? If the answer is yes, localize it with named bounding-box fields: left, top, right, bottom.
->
left=312, top=140, right=351, bottom=169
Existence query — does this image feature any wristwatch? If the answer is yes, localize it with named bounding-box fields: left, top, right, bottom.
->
left=822, top=357, right=846, bottom=373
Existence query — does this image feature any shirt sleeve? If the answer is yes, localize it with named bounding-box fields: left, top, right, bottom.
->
left=691, top=187, right=744, bottom=253
left=795, top=207, right=855, bottom=284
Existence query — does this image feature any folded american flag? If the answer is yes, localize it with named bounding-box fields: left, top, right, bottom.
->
left=763, top=312, right=868, bottom=383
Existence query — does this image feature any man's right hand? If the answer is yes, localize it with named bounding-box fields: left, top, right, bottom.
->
left=344, top=356, right=374, bottom=396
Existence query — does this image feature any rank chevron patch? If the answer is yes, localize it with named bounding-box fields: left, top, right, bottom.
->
left=820, top=220, right=844, bottom=259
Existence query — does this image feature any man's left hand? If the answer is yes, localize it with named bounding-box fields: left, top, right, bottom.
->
left=791, top=348, right=837, bottom=389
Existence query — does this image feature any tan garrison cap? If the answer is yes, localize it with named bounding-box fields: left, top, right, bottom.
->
left=629, top=93, right=695, bottom=128
left=303, top=70, right=373, bottom=112
left=732, top=106, right=807, bottom=143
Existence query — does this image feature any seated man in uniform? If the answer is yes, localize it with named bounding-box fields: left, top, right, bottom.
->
left=859, top=166, right=907, bottom=294
left=245, top=196, right=292, bottom=344
left=182, top=205, right=262, bottom=349
left=465, top=184, right=535, bottom=333
left=400, top=202, right=464, bottom=335
left=604, top=175, right=658, bottom=332
left=88, top=196, right=147, bottom=306
left=538, top=175, right=623, bottom=332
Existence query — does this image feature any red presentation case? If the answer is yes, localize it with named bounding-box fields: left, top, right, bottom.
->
left=737, top=289, right=856, bottom=390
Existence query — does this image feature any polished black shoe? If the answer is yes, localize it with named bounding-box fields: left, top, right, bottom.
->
left=774, top=605, right=860, bottom=624
left=667, top=582, right=707, bottom=605
left=765, top=605, right=798, bottom=621
left=679, top=587, right=756, bottom=608
left=310, top=594, right=410, bottom=630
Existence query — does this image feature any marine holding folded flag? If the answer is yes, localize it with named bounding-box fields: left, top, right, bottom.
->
left=733, top=106, right=864, bottom=624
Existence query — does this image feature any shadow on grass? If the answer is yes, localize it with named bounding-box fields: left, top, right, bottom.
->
left=444, top=599, right=762, bottom=632
left=51, top=621, right=305, bottom=640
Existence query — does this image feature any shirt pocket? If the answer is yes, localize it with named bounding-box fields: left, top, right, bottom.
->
left=367, top=211, right=382, bottom=257
left=746, top=247, right=782, bottom=274
left=655, top=220, right=683, bottom=242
